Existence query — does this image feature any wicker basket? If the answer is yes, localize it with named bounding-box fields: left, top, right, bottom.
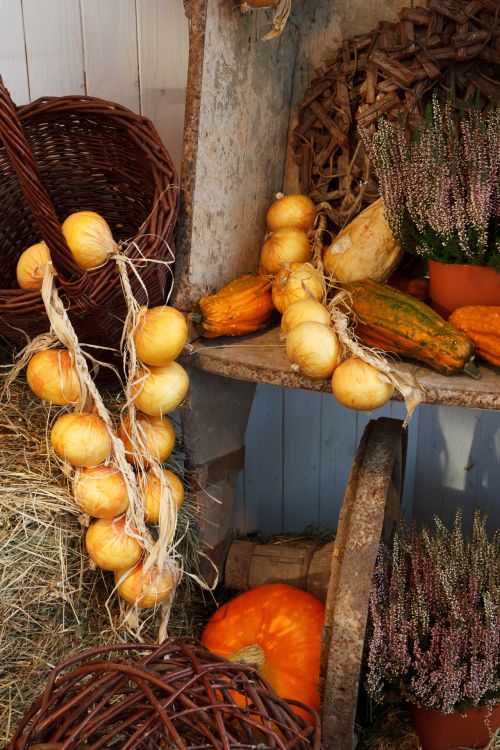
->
left=0, top=77, right=178, bottom=356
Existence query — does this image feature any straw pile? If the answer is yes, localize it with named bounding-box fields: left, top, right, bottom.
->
left=0, top=361, right=204, bottom=744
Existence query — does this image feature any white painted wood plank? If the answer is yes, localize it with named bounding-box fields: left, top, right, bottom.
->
left=22, top=0, right=84, bottom=99
left=318, top=395, right=357, bottom=529
left=240, top=384, right=284, bottom=534
left=0, top=0, right=30, bottom=104
left=81, top=0, right=139, bottom=111
left=137, top=0, right=188, bottom=173
left=283, top=389, right=322, bottom=531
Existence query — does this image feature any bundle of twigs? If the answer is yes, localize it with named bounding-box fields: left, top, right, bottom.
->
left=293, top=0, right=499, bottom=229
left=7, top=637, right=322, bottom=749
left=0, top=365, right=204, bottom=744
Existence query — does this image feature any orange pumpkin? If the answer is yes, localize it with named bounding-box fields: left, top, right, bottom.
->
left=201, top=583, right=324, bottom=720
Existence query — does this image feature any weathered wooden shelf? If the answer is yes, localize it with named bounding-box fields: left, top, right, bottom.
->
left=183, top=325, right=500, bottom=411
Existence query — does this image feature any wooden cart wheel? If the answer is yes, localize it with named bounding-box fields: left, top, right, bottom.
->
left=221, top=416, right=406, bottom=749
left=321, top=416, right=407, bottom=750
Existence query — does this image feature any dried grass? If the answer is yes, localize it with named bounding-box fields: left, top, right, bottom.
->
left=0, top=363, right=205, bottom=743
left=359, top=708, right=500, bottom=750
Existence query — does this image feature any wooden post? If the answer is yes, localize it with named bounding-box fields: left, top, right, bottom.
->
left=180, top=367, right=256, bottom=586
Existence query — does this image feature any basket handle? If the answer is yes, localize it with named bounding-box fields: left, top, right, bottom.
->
left=0, top=77, right=92, bottom=298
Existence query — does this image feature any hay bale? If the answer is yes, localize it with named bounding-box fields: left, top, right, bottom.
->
left=0, top=368, right=204, bottom=743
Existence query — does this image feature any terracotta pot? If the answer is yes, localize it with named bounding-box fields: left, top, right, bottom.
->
left=410, top=703, right=500, bottom=750
left=428, top=260, right=500, bottom=318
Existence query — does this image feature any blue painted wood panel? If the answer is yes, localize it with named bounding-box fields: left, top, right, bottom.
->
left=234, top=387, right=421, bottom=534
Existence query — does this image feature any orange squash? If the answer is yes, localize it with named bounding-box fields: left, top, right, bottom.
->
left=448, top=306, right=500, bottom=366
left=193, top=274, right=275, bottom=338
left=345, top=278, right=475, bottom=375
left=201, top=583, right=324, bottom=721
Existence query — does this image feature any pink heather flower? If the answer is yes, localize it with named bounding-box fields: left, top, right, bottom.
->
left=360, top=98, right=500, bottom=268
left=366, top=512, right=500, bottom=714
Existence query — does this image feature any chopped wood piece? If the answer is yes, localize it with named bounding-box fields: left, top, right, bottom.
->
left=416, top=50, right=441, bottom=77
left=400, top=7, right=433, bottom=23
left=369, top=49, right=417, bottom=86
left=300, top=80, right=332, bottom=110
left=310, top=101, right=349, bottom=145
left=428, top=0, right=469, bottom=23
left=293, top=0, right=499, bottom=230
left=365, top=67, right=378, bottom=103
left=356, top=92, right=402, bottom=125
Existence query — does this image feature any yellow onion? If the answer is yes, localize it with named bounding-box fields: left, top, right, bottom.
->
left=16, top=241, right=51, bottom=290
left=51, top=412, right=111, bottom=467
left=74, top=465, right=129, bottom=518
left=86, top=516, right=142, bottom=571
left=134, top=306, right=188, bottom=366
left=132, top=362, right=189, bottom=417
left=115, top=561, right=176, bottom=608
left=272, top=262, right=324, bottom=313
left=260, top=227, right=312, bottom=275
left=266, top=194, right=317, bottom=233
left=118, top=413, right=175, bottom=467
left=143, top=469, right=184, bottom=524
left=62, top=210, right=116, bottom=270
left=331, top=357, right=395, bottom=411
left=281, top=298, right=331, bottom=335
left=26, top=348, right=81, bottom=405
left=286, top=321, right=340, bottom=380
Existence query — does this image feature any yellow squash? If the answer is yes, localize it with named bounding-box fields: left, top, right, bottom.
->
left=193, top=274, right=275, bottom=338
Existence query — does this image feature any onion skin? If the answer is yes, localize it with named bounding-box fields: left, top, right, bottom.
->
left=331, top=357, right=395, bottom=411
left=286, top=321, right=340, bottom=379
left=27, top=349, right=81, bottom=405
left=260, top=227, right=312, bottom=275
left=74, top=465, right=129, bottom=518
left=115, top=561, right=176, bottom=608
left=143, top=469, right=184, bottom=524
left=134, top=306, right=188, bottom=366
left=86, top=516, right=142, bottom=571
left=62, top=210, right=116, bottom=270
left=281, top=299, right=331, bottom=335
left=51, top=413, right=111, bottom=467
left=16, top=242, right=51, bottom=290
left=118, top=413, right=175, bottom=467
left=266, top=194, right=317, bottom=233
left=272, top=262, right=324, bottom=314
left=132, top=362, right=189, bottom=417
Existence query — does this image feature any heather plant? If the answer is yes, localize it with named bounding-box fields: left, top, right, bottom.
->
left=366, top=512, right=500, bottom=714
left=361, top=98, right=500, bottom=270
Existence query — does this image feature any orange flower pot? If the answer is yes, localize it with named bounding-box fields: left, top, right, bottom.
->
left=428, top=260, right=500, bottom=318
left=410, top=703, right=500, bottom=750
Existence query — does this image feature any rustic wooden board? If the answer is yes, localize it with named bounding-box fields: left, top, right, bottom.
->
left=173, top=0, right=303, bottom=310
left=183, top=326, right=500, bottom=410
